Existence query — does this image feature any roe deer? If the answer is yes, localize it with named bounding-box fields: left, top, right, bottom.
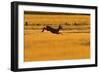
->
left=42, top=25, right=63, bottom=34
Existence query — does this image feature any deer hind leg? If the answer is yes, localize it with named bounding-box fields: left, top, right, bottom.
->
left=42, top=27, right=46, bottom=32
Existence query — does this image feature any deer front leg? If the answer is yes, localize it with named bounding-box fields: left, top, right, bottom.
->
left=42, top=27, right=45, bottom=32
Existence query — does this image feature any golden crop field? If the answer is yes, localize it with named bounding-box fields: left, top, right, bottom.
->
left=24, top=11, right=90, bottom=62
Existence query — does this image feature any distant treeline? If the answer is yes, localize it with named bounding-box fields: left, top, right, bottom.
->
left=24, top=22, right=90, bottom=32
left=24, top=27, right=90, bottom=30
left=24, top=22, right=89, bottom=26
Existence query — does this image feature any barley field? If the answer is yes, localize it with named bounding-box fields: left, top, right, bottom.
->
left=24, top=11, right=90, bottom=62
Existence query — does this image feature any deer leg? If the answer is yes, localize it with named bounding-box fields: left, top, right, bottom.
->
left=42, top=27, right=46, bottom=32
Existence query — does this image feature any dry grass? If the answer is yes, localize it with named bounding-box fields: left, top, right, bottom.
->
left=24, top=30, right=90, bottom=62
left=24, top=12, right=90, bottom=62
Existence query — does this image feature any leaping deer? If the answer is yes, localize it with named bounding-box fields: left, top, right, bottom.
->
left=42, top=25, right=63, bottom=34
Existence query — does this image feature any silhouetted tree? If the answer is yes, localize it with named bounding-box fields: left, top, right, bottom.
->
left=25, top=22, right=28, bottom=26
left=65, top=22, right=70, bottom=26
